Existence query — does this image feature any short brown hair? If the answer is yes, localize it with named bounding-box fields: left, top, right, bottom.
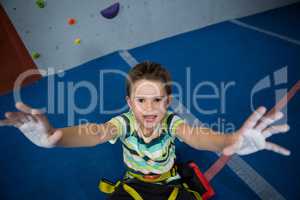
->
left=126, top=61, right=172, bottom=97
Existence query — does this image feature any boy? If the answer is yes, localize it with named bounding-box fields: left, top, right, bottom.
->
left=0, top=62, right=290, bottom=199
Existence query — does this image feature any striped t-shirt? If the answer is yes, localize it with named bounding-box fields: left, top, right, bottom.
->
left=108, top=110, right=184, bottom=175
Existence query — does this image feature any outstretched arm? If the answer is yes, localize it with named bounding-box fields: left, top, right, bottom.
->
left=57, top=121, right=117, bottom=147
left=0, top=102, right=118, bottom=148
left=175, top=107, right=290, bottom=156
left=174, top=121, right=237, bottom=153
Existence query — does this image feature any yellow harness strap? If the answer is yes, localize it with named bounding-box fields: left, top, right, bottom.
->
left=168, top=187, right=179, bottom=200
left=123, top=183, right=143, bottom=200
left=182, top=183, right=202, bottom=200
left=99, top=179, right=121, bottom=194
left=99, top=165, right=201, bottom=200
left=99, top=179, right=143, bottom=200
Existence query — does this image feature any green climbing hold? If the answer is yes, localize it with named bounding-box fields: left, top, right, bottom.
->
left=32, top=52, right=40, bottom=60
left=36, top=0, right=46, bottom=8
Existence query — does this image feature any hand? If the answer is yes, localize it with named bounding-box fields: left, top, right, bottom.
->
left=223, top=107, right=290, bottom=156
left=0, top=102, right=62, bottom=148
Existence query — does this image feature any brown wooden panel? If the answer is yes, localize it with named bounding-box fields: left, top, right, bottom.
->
left=0, top=4, right=41, bottom=95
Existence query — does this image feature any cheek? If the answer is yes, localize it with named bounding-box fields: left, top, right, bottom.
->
left=131, top=104, right=143, bottom=117
left=133, top=112, right=146, bottom=125
left=132, top=103, right=144, bottom=113
left=156, top=102, right=168, bottom=112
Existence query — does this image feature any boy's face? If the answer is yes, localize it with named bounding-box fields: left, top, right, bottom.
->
left=126, top=79, right=171, bottom=130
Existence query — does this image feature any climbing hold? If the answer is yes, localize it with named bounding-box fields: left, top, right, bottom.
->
left=68, top=18, right=77, bottom=25
left=36, top=0, right=46, bottom=8
left=74, top=38, right=81, bottom=45
left=100, top=3, right=120, bottom=19
left=31, top=52, right=40, bottom=60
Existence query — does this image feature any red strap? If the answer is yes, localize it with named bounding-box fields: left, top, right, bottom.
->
left=204, top=155, right=231, bottom=182
left=188, top=162, right=215, bottom=200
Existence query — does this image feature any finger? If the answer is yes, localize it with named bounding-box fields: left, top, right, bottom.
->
left=47, top=129, right=63, bottom=147
left=262, top=124, right=290, bottom=138
left=5, top=112, right=24, bottom=127
left=16, top=102, right=44, bottom=121
left=265, top=142, right=290, bottom=156
left=15, top=102, right=33, bottom=114
left=25, top=114, right=37, bottom=123
left=255, top=111, right=284, bottom=132
left=6, top=111, right=32, bottom=123
left=241, top=107, right=267, bottom=132
left=0, top=118, right=16, bottom=127
left=31, top=109, right=48, bottom=124
left=31, top=109, right=44, bottom=115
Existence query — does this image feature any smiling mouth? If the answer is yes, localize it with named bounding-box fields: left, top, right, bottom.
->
left=143, top=115, right=157, bottom=123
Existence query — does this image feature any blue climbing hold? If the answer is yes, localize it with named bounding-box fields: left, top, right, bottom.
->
left=100, top=3, right=120, bottom=19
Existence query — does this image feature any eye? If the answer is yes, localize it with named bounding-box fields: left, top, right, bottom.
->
left=137, top=98, right=145, bottom=103
left=154, top=98, right=162, bottom=103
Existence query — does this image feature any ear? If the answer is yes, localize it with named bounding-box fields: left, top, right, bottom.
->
left=126, top=96, right=132, bottom=109
left=166, top=95, right=173, bottom=107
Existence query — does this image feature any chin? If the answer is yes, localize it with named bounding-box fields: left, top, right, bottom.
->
left=143, top=121, right=159, bottom=129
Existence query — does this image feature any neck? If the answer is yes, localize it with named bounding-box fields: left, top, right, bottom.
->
left=140, top=127, right=154, bottom=137
left=137, top=123, right=161, bottom=143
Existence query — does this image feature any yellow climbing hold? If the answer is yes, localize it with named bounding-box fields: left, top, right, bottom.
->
left=74, top=38, right=81, bottom=45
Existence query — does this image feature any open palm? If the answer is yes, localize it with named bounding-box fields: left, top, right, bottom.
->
left=223, top=107, right=290, bottom=156
left=0, top=102, right=62, bottom=148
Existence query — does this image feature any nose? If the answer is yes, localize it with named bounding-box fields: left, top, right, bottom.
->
left=144, top=100, right=153, bottom=112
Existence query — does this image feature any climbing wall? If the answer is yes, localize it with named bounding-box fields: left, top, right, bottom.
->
left=1, top=0, right=299, bottom=73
